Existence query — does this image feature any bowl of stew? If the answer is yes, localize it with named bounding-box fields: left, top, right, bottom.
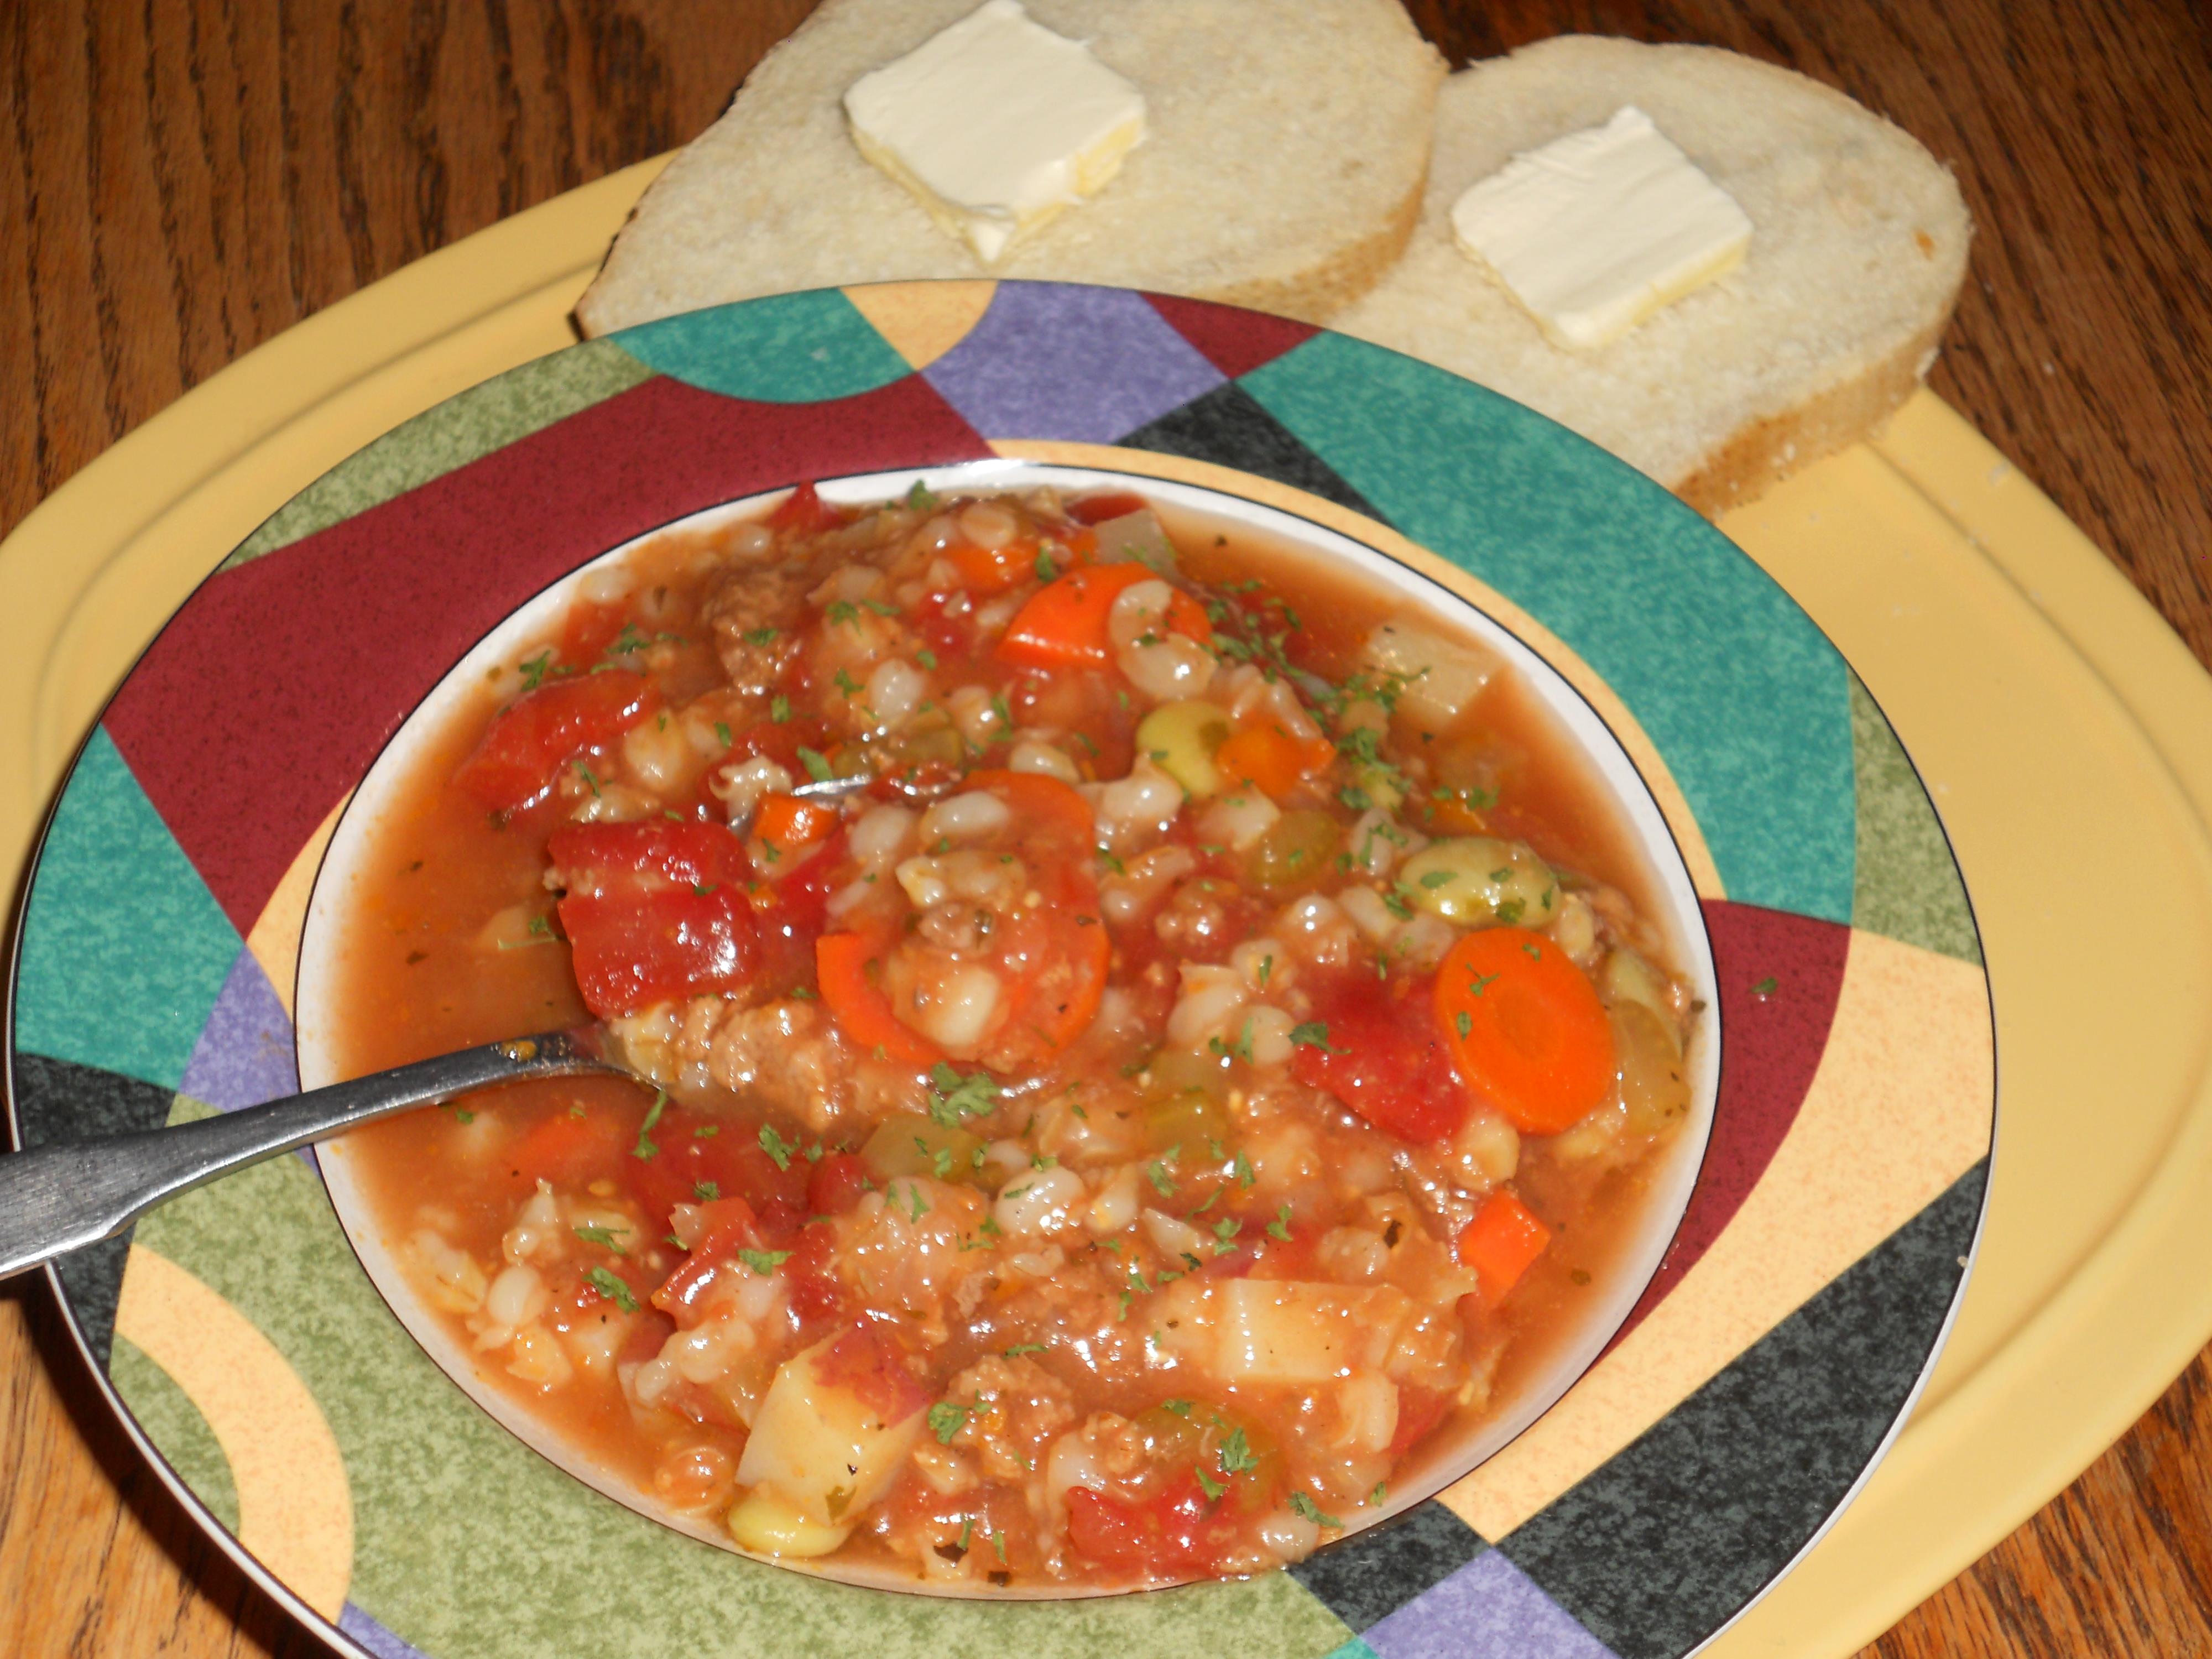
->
left=295, top=461, right=1718, bottom=1595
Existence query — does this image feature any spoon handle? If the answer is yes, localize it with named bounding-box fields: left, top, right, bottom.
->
left=0, top=1029, right=613, bottom=1282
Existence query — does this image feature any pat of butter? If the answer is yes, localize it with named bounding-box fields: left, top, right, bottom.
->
left=844, top=0, right=1146, bottom=264
left=1449, top=106, right=1751, bottom=351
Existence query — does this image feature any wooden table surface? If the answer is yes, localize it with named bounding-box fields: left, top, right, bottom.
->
left=3, top=1, right=2209, bottom=1653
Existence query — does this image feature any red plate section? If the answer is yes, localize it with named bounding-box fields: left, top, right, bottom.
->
left=102, top=371, right=988, bottom=934
left=1603, top=900, right=1854, bottom=1352
left=1145, top=293, right=1320, bottom=380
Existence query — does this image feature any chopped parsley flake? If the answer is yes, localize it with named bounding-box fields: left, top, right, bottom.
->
left=1468, top=971, right=1500, bottom=997
left=796, top=745, right=834, bottom=782
left=1288, top=1022, right=1345, bottom=1054
left=1146, top=1159, right=1178, bottom=1198
left=585, top=1267, right=637, bottom=1313
left=1288, top=1492, right=1342, bottom=1529
left=693, top=1181, right=720, bottom=1201
left=1419, top=869, right=1455, bottom=888
left=1455, top=1009, right=1473, bottom=1039
left=632, top=1091, right=667, bottom=1160
left=1215, top=1423, right=1258, bottom=1475
left=1266, top=1204, right=1293, bottom=1242
left=1752, top=974, right=1779, bottom=998
left=758, top=1123, right=798, bottom=1170
left=572, top=1223, right=627, bottom=1253
left=1004, top=1343, right=1046, bottom=1358
left=928, top=1063, right=1000, bottom=1126
left=738, top=1248, right=792, bottom=1276
left=916, top=646, right=939, bottom=670
left=714, top=721, right=732, bottom=747
left=927, top=1401, right=972, bottom=1445
left=1194, top=1464, right=1226, bottom=1501
left=743, top=626, right=779, bottom=647
left=906, top=478, right=938, bottom=510
left=771, top=694, right=792, bottom=723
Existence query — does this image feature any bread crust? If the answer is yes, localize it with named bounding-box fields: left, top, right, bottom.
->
left=1197, top=171, right=1427, bottom=325
left=1673, top=310, right=1954, bottom=516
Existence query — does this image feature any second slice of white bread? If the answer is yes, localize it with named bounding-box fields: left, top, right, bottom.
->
left=576, top=0, right=1444, bottom=335
left=1334, top=36, right=1971, bottom=514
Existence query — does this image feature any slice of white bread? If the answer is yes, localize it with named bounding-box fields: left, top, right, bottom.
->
left=576, top=0, right=1445, bottom=335
left=1334, top=36, right=1971, bottom=514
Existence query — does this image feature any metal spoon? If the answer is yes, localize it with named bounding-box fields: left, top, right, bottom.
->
left=0, top=774, right=897, bottom=1282
left=0, top=1027, right=620, bottom=1282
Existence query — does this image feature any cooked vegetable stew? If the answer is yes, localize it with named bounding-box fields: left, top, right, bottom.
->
left=330, top=481, right=1698, bottom=1588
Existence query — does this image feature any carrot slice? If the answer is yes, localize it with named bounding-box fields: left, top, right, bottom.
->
left=1433, top=927, right=1615, bottom=1135
left=814, top=932, right=943, bottom=1066
left=1458, top=1189, right=1551, bottom=1302
left=754, top=792, right=839, bottom=852
left=1215, top=723, right=1334, bottom=798
left=960, top=768, right=1096, bottom=844
left=997, top=565, right=1210, bottom=669
left=997, top=564, right=1155, bottom=668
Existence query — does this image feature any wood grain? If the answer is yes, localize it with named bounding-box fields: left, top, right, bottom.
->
left=2, top=2, right=2209, bottom=1655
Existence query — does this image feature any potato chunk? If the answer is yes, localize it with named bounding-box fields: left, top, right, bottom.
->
left=734, top=1331, right=927, bottom=1537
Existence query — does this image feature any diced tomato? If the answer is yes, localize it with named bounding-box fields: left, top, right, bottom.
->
left=1065, top=1473, right=1243, bottom=1575
left=753, top=828, right=844, bottom=952
left=651, top=1196, right=759, bottom=1320
left=722, top=715, right=837, bottom=776
left=807, top=1151, right=870, bottom=1215
left=1065, top=492, right=1150, bottom=525
left=557, top=599, right=631, bottom=665
left=1385, top=1384, right=1452, bottom=1460
left=769, top=481, right=842, bottom=534
left=812, top=1323, right=932, bottom=1423
left=783, top=1220, right=847, bottom=1327
left=454, top=671, right=661, bottom=813
left=1290, top=975, right=1469, bottom=1145
left=547, top=821, right=758, bottom=1016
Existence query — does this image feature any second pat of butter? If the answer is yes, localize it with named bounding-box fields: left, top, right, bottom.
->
left=1451, top=106, right=1751, bottom=351
left=844, top=0, right=1147, bottom=264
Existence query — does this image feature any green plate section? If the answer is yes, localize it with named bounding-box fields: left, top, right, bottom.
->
left=1241, top=334, right=1858, bottom=927
left=222, top=340, right=656, bottom=569
left=1848, top=675, right=1981, bottom=964
left=111, top=1328, right=242, bottom=1535
left=13, top=728, right=241, bottom=1088
left=613, top=289, right=914, bottom=405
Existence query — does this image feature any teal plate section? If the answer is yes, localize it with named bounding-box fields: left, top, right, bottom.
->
left=1243, top=335, right=1856, bottom=926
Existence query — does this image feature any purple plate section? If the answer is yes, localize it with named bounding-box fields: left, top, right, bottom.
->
left=1364, top=1552, right=1620, bottom=1659
left=338, top=1602, right=433, bottom=1659
left=178, top=949, right=300, bottom=1112
left=923, top=283, right=1224, bottom=442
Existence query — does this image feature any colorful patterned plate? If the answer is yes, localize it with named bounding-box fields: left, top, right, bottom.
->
left=6, top=280, right=1994, bottom=1659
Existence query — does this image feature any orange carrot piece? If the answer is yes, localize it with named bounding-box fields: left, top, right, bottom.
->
left=1458, top=1189, right=1551, bottom=1302
left=754, top=792, right=838, bottom=852
left=814, top=933, right=943, bottom=1067
left=1434, top=927, right=1616, bottom=1136
left=996, top=564, right=1157, bottom=668
left=1216, top=723, right=1334, bottom=798
left=961, top=768, right=1096, bottom=843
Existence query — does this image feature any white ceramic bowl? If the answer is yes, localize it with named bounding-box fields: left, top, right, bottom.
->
left=296, top=460, right=1720, bottom=1594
